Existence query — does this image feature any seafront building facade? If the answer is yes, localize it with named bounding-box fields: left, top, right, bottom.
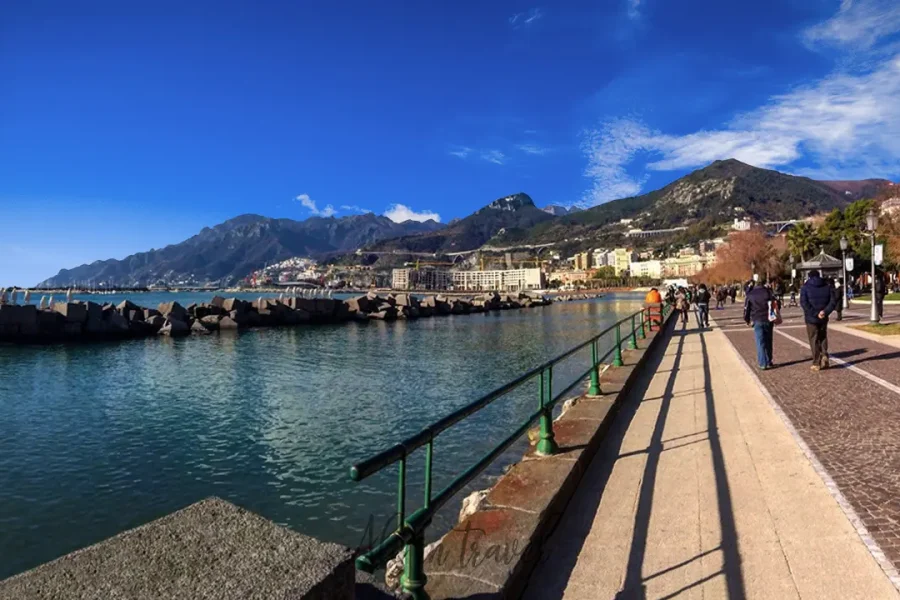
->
left=392, top=268, right=544, bottom=292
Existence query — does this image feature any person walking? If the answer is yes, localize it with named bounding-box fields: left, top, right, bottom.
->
left=744, top=280, right=775, bottom=370
left=675, top=287, right=690, bottom=324
left=875, top=269, right=886, bottom=322
left=695, top=284, right=711, bottom=328
left=832, top=277, right=843, bottom=321
left=800, top=270, right=837, bottom=371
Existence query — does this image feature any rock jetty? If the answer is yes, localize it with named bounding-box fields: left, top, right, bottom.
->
left=0, top=291, right=555, bottom=344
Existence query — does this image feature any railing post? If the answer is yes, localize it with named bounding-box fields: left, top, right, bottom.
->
left=588, top=340, right=601, bottom=396
left=639, top=308, right=647, bottom=339
left=628, top=314, right=638, bottom=349
left=402, top=533, right=429, bottom=600
left=613, top=323, right=624, bottom=367
left=536, top=368, right=558, bottom=456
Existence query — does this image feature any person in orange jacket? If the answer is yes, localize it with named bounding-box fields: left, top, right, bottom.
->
left=644, top=287, right=662, bottom=304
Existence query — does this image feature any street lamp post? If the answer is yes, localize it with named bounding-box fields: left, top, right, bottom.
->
left=866, top=208, right=879, bottom=324
left=840, top=236, right=848, bottom=309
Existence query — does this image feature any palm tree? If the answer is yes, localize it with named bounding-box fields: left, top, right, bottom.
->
left=787, top=222, right=818, bottom=261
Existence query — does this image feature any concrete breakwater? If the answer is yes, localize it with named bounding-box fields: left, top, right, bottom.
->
left=0, top=291, right=565, bottom=344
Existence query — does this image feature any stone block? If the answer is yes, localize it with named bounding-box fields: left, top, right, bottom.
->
left=0, top=497, right=354, bottom=600
left=158, top=318, right=190, bottom=337
left=218, top=316, right=239, bottom=330
left=157, top=301, right=188, bottom=322
left=54, top=302, right=87, bottom=323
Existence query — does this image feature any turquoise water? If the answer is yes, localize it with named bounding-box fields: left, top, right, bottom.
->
left=0, top=293, right=644, bottom=579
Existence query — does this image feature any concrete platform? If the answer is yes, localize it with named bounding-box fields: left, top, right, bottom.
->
left=0, top=497, right=354, bottom=600
left=522, top=319, right=899, bottom=599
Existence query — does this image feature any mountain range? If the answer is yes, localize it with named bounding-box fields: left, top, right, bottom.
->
left=38, top=160, right=894, bottom=286
left=38, top=213, right=442, bottom=287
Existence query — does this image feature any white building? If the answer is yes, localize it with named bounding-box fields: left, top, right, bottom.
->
left=629, top=260, right=663, bottom=279
left=393, top=267, right=544, bottom=292
left=732, top=217, right=752, bottom=231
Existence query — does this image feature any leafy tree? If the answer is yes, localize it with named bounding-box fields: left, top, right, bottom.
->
left=591, top=266, right=616, bottom=279
left=786, top=222, right=818, bottom=261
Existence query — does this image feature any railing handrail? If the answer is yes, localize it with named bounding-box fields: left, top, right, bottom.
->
left=348, top=301, right=671, bottom=598
left=349, top=306, right=649, bottom=482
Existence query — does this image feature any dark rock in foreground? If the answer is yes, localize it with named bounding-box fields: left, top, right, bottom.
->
left=0, top=290, right=572, bottom=345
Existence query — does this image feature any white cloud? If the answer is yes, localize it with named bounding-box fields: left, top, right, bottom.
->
left=295, top=193, right=336, bottom=217
left=449, top=146, right=473, bottom=159
left=480, top=150, right=506, bottom=164
left=340, top=205, right=371, bottom=214
left=383, top=204, right=441, bottom=223
left=627, top=0, right=642, bottom=20
left=450, top=146, right=507, bottom=164
left=580, top=120, right=651, bottom=205
left=509, top=8, right=543, bottom=29
left=581, top=54, right=900, bottom=203
left=517, top=143, right=550, bottom=155
left=804, top=0, right=900, bottom=50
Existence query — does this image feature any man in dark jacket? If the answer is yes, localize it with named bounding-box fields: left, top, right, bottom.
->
left=744, top=281, right=775, bottom=369
left=694, top=284, right=711, bottom=328
left=800, top=270, right=837, bottom=370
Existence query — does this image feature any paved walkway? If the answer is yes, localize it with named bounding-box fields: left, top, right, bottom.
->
left=522, top=311, right=900, bottom=599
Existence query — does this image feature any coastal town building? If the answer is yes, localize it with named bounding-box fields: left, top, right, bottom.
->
left=629, top=260, right=663, bottom=279
left=573, top=252, right=592, bottom=271
left=592, top=248, right=610, bottom=266
left=612, top=248, right=639, bottom=275
left=392, top=267, right=544, bottom=292
left=662, top=253, right=717, bottom=277
left=732, top=217, right=752, bottom=231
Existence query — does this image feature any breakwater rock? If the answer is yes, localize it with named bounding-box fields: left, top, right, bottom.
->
left=0, top=291, right=552, bottom=344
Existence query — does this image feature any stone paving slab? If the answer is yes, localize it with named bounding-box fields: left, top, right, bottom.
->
left=0, top=497, right=355, bottom=600
left=718, top=302, right=900, bottom=582
left=522, top=318, right=899, bottom=599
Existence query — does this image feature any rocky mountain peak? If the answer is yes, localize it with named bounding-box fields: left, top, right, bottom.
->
left=480, top=193, right=535, bottom=213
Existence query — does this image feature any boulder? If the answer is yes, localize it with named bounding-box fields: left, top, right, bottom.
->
left=200, top=315, right=223, bottom=330
left=144, top=315, right=166, bottom=332
left=158, top=317, right=190, bottom=337
left=345, top=295, right=375, bottom=314
left=37, top=310, right=65, bottom=336
left=191, top=319, right=214, bottom=335
left=157, top=301, right=188, bottom=322
left=116, top=300, right=140, bottom=314
left=228, top=310, right=248, bottom=326
left=218, top=316, right=239, bottom=330
left=222, top=298, right=249, bottom=313
left=145, top=308, right=161, bottom=318
left=104, top=310, right=130, bottom=333
left=128, top=309, right=145, bottom=322
left=210, top=296, right=226, bottom=309
left=53, top=302, right=87, bottom=323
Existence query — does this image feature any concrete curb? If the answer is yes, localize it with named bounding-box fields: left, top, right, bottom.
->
left=423, top=311, right=677, bottom=599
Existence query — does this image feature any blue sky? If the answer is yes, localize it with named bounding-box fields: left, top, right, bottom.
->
left=2, top=0, right=900, bottom=286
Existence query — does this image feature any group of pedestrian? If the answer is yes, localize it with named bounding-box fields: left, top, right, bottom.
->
left=743, top=270, right=838, bottom=371
left=665, top=283, right=718, bottom=329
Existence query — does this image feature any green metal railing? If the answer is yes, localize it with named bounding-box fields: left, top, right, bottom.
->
left=349, top=302, right=672, bottom=599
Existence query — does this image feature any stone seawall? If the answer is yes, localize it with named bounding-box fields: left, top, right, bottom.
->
left=0, top=291, right=564, bottom=344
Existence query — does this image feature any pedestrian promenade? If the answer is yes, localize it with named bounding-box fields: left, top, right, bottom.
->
left=522, top=308, right=900, bottom=599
